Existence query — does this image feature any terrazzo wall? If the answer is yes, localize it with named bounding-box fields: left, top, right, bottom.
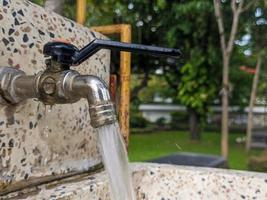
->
left=0, top=0, right=110, bottom=194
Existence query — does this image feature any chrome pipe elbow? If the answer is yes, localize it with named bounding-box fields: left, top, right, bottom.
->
left=66, top=75, right=117, bottom=128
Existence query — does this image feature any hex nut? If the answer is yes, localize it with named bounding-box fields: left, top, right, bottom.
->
left=42, top=77, right=56, bottom=95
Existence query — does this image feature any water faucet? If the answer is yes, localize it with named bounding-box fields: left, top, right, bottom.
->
left=0, top=39, right=181, bottom=128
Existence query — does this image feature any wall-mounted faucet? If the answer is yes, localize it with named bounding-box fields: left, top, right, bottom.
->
left=0, top=39, right=181, bottom=128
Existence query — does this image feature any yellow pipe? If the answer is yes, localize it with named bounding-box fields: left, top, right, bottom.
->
left=91, top=24, right=132, bottom=147
left=76, top=0, right=87, bottom=25
left=91, top=24, right=124, bottom=34
left=119, top=25, right=131, bottom=147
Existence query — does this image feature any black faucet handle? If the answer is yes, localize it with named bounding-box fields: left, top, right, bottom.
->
left=43, top=41, right=78, bottom=65
left=72, top=39, right=181, bottom=66
left=43, top=39, right=181, bottom=67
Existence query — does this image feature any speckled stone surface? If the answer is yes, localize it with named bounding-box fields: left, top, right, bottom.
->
left=132, top=163, right=267, bottom=200
left=0, top=0, right=110, bottom=193
left=3, top=163, right=267, bottom=199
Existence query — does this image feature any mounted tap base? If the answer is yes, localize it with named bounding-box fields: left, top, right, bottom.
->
left=0, top=66, right=116, bottom=128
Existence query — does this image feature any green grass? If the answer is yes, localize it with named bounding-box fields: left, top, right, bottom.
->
left=128, top=130, right=261, bottom=170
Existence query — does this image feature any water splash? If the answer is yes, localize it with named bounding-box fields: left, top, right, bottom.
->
left=98, top=122, right=136, bottom=200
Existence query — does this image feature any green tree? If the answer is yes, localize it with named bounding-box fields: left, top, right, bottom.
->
left=213, top=0, right=260, bottom=159
left=158, top=0, right=221, bottom=140
left=244, top=1, right=267, bottom=151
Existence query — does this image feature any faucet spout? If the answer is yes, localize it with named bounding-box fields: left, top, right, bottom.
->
left=66, top=75, right=117, bottom=128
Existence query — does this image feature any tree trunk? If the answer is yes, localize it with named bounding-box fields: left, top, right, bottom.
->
left=213, top=0, right=247, bottom=161
left=221, top=56, right=229, bottom=159
left=44, top=0, right=64, bottom=14
left=189, top=108, right=201, bottom=140
left=246, top=56, right=262, bottom=152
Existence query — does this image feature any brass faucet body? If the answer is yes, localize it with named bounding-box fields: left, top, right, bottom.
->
left=0, top=59, right=116, bottom=128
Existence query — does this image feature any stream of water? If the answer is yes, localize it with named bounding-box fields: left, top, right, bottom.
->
left=98, top=122, right=136, bottom=200
left=38, top=104, right=52, bottom=138
left=38, top=103, right=135, bottom=199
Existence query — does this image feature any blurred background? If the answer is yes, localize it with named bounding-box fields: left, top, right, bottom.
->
left=30, top=0, right=267, bottom=171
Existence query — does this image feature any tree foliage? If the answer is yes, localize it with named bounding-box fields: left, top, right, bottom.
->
left=162, top=1, right=220, bottom=118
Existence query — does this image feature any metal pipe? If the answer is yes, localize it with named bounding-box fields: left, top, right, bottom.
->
left=76, top=0, right=87, bottom=25
left=89, top=24, right=134, bottom=145
left=119, top=25, right=131, bottom=146
left=13, top=75, right=38, bottom=100
left=0, top=67, right=38, bottom=105
left=69, top=75, right=117, bottom=128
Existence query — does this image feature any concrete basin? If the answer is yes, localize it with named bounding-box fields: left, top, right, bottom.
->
left=3, top=163, right=267, bottom=199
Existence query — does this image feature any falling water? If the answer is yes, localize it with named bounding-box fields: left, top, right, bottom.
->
left=98, top=122, right=136, bottom=200
left=38, top=104, right=53, bottom=138
left=37, top=102, right=135, bottom=199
